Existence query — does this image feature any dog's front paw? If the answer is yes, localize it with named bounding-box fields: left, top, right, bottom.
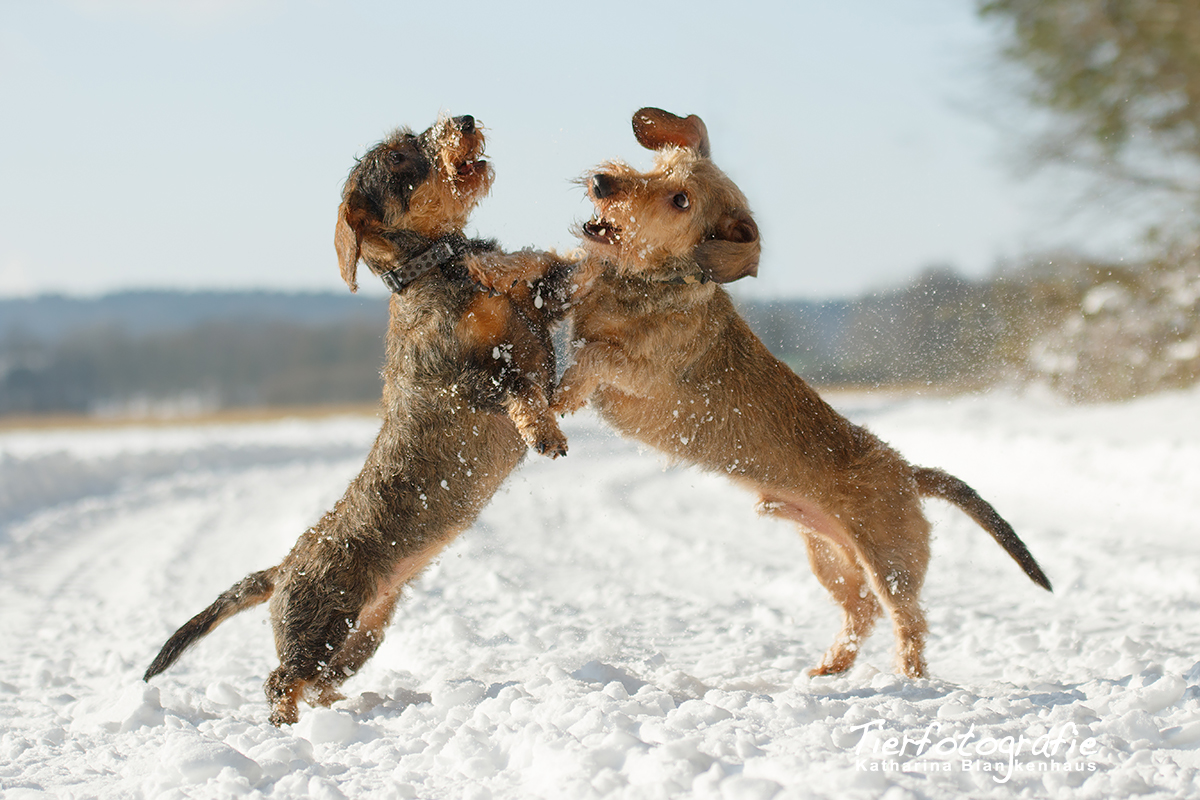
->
left=533, top=426, right=569, bottom=459
left=464, top=253, right=511, bottom=293
left=551, top=366, right=595, bottom=415
left=550, top=382, right=588, bottom=416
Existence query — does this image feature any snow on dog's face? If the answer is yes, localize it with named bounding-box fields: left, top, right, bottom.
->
left=420, top=113, right=494, bottom=204
left=335, top=114, right=494, bottom=290
left=579, top=107, right=760, bottom=284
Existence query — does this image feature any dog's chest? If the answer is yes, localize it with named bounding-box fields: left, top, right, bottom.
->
left=583, top=283, right=703, bottom=358
left=388, top=277, right=475, bottom=331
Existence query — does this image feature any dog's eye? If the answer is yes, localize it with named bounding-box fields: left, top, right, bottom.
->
left=672, top=193, right=690, bottom=210
left=387, top=151, right=406, bottom=166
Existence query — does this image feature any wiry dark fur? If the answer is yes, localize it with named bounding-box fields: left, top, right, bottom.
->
left=144, top=115, right=575, bottom=725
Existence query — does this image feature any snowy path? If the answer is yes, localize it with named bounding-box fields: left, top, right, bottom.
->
left=1, top=390, right=1199, bottom=799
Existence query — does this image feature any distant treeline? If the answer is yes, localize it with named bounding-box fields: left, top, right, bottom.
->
left=742, top=246, right=1198, bottom=401
left=0, top=320, right=389, bottom=415
left=0, top=291, right=390, bottom=416
left=2, top=250, right=1197, bottom=417
left=743, top=267, right=1014, bottom=388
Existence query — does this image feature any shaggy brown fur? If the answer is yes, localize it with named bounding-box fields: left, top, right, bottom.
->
left=551, top=107, right=1052, bottom=679
left=144, top=115, right=575, bottom=725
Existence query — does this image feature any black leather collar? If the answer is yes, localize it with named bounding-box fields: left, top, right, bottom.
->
left=378, top=236, right=472, bottom=294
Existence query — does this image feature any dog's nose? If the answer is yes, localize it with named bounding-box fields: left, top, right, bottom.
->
left=591, top=173, right=615, bottom=199
left=454, top=115, right=476, bottom=134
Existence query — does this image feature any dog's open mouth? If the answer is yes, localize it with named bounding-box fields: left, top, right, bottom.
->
left=455, top=159, right=487, bottom=179
left=582, top=217, right=622, bottom=245
left=457, top=159, right=486, bottom=176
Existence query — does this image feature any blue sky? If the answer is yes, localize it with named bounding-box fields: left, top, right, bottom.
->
left=0, top=0, right=1135, bottom=301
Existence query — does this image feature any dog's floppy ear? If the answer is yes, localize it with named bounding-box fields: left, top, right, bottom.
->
left=334, top=197, right=364, bottom=293
left=694, top=208, right=760, bottom=283
left=633, top=107, right=711, bottom=158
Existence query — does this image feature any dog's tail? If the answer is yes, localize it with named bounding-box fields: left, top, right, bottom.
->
left=143, top=567, right=277, bottom=681
left=913, top=467, right=1052, bottom=592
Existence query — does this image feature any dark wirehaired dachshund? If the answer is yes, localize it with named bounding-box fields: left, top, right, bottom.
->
left=145, top=114, right=574, bottom=725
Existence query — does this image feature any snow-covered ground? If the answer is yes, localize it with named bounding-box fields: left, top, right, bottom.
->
left=2, top=388, right=1199, bottom=799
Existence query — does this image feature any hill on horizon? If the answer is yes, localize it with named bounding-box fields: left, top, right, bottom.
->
left=0, top=289, right=389, bottom=345
left=0, top=278, right=1010, bottom=417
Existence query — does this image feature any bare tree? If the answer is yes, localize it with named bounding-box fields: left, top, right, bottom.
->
left=979, top=0, right=1200, bottom=399
left=980, top=0, right=1200, bottom=207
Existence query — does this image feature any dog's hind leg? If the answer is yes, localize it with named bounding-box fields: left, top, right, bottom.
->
left=849, top=504, right=932, bottom=679
left=801, top=533, right=883, bottom=676
left=264, top=576, right=369, bottom=726
left=765, top=489, right=933, bottom=678
left=285, top=538, right=454, bottom=720
left=264, top=666, right=307, bottom=727
left=759, top=497, right=882, bottom=676
left=308, top=591, right=403, bottom=706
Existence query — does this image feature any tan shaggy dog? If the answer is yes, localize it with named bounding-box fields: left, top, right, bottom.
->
left=551, top=107, right=1052, bottom=678
left=144, top=114, right=574, bottom=725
